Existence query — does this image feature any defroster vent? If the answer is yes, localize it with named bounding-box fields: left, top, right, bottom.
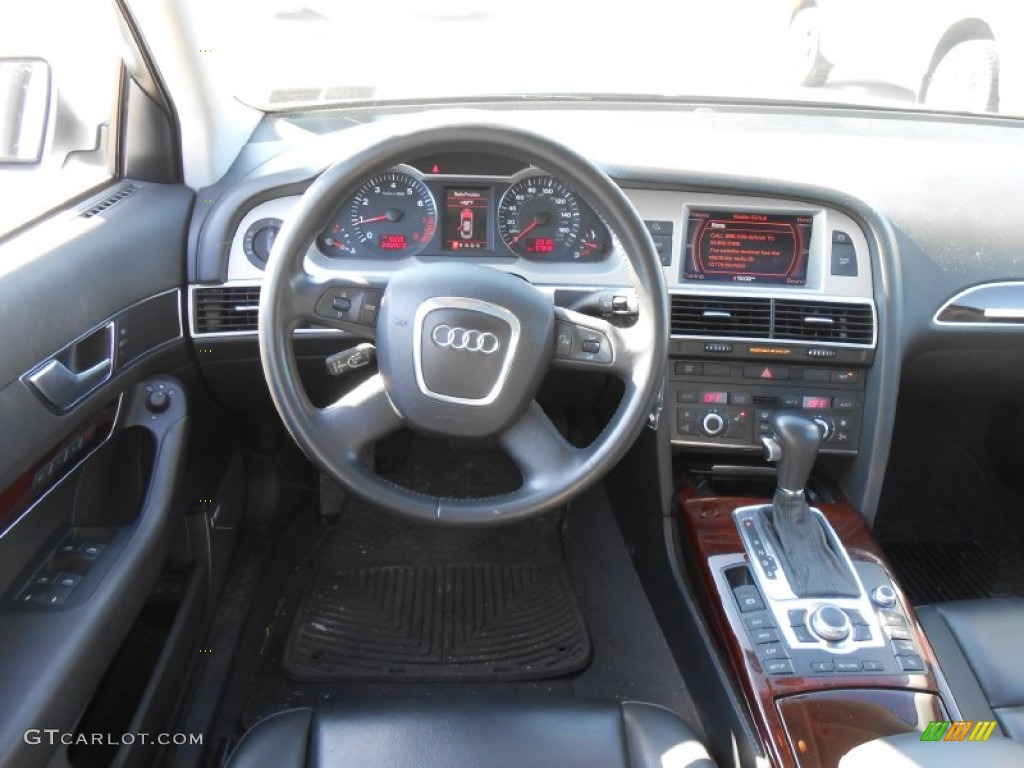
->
left=193, top=286, right=262, bottom=334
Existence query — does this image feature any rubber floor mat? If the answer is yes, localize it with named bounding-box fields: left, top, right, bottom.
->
left=282, top=503, right=590, bottom=682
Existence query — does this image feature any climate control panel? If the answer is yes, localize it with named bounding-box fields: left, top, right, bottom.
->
left=669, top=359, right=865, bottom=454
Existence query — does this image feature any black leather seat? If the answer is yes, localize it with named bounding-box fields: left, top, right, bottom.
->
left=917, top=597, right=1024, bottom=740
left=225, top=697, right=715, bottom=768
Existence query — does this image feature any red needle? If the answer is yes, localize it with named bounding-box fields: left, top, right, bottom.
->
left=509, top=219, right=539, bottom=245
left=353, top=214, right=390, bottom=226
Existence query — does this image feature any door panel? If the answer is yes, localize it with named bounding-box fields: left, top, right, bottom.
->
left=0, top=179, right=194, bottom=767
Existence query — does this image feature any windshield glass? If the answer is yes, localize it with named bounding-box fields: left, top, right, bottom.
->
left=218, top=1, right=1024, bottom=117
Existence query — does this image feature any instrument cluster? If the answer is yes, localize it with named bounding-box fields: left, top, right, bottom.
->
left=244, top=160, right=614, bottom=267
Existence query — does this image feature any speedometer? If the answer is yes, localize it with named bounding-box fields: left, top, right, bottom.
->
left=497, top=175, right=581, bottom=260
left=317, top=170, right=437, bottom=258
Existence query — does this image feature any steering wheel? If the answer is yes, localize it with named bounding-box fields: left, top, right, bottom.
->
left=259, top=117, right=668, bottom=524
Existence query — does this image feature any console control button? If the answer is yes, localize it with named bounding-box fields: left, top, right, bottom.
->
left=897, top=655, right=926, bottom=672
left=853, top=625, right=872, bottom=642
left=788, top=609, right=807, bottom=627
left=871, top=585, right=898, bottom=609
left=792, top=625, right=816, bottom=643
left=810, top=605, right=852, bottom=642
left=891, top=639, right=919, bottom=656
left=756, top=642, right=789, bottom=661
left=886, top=626, right=912, bottom=641
left=750, top=628, right=780, bottom=645
left=834, top=659, right=863, bottom=674
left=733, top=585, right=765, bottom=613
left=881, top=611, right=908, bottom=628
left=763, top=659, right=795, bottom=676
left=843, top=608, right=869, bottom=626
left=744, top=613, right=775, bottom=631
left=862, top=660, right=885, bottom=672
left=811, top=661, right=835, bottom=673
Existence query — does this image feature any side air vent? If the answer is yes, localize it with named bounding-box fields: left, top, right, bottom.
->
left=193, top=286, right=262, bottom=334
left=670, top=296, right=772, bottom=338
left=773, top=300, right=874, bottom=344
left=81, top=184, right=139, bottom=218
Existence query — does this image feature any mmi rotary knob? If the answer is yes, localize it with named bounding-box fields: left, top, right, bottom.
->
left=809, top=604, right=852, bottom=642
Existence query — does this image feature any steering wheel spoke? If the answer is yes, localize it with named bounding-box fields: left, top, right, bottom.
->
left=500, top=402, right=584, bottom=491
left=550, top=306, right=641, bottom=378
left=310, top=374, right=403, bottom=456
left=281, top=271, right=388, bottom=338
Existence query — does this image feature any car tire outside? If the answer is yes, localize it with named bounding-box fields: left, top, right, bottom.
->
left=922, top=38, right=999, bottom=113
left=788, top=6, right=832, bottom=87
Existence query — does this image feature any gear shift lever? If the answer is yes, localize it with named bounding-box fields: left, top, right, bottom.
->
left=762, top=412, right=859, bottom=597
left=771, top=412, right=821, bottom=494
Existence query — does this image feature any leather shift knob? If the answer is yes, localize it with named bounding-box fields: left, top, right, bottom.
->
left=771, top=411, right=821, bottom=494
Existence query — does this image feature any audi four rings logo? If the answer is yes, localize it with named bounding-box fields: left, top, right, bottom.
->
left=431, top=324, right=501, bottom=354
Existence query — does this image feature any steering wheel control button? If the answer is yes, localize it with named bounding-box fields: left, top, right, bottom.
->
left=871, top=585, right=898, bottom=608
left=358, top=291, right=383, bottom=325
left=571, top=327, right=612, bottom=364
left=733, top=584, right=765, bottom=613
left=810, top=605, right=852, bottom=642
left=316, top=287, right=381, bottom=327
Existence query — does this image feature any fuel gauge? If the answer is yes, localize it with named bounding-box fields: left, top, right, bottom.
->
left=576, top=228, right=609, bottom=261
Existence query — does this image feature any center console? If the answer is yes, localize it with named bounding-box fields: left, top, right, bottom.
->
left=651, top=191, right=957, bottom=766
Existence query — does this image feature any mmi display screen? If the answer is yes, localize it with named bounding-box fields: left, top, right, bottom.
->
left=683, top=211, right=812, bottom=285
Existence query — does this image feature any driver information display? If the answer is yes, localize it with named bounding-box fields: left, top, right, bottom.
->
left=683, top=211, right=812, bottom=285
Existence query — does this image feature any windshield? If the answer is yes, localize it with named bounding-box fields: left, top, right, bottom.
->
left=216, top=1, right=1024, bottom=117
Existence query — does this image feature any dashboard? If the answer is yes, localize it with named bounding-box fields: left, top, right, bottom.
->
left=185, top=104, right=1024, bottom=518
left=199, top=148, right=878, bottom=462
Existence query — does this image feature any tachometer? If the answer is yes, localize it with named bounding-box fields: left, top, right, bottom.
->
left=497, top=175, right=581, bottom=260
left=317, top=170, right=437, bottom=257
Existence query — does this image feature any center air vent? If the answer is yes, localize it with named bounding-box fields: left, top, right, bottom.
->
left=773, top=300, right=874, bottom=344
left=670, top=295, right=875, bottom=346
left=193, top=286, right=262, bottom=334
left=671, top=297, right=772, bottom=338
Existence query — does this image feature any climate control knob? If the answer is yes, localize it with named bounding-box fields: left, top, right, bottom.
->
left=813, top=417, right=834, bottom=441
left=700, top=412, right=728, bottom=437
left=809, top=604, right=852, bottom=642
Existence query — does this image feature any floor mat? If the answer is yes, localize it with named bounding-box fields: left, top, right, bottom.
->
left=882, top=541, right=1024, bottom=605
left=281, top=502, right=590, bottom=682
left=876, top=401, right=1024, bottom=604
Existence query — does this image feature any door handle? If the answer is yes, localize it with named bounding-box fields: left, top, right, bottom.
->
left=26, top=324, right=114, bottom=410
